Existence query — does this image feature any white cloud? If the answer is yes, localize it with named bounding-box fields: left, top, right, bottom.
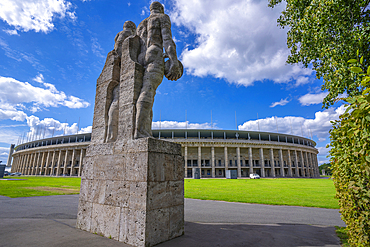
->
left=79, top=125, right=92, bottom=134
left=238, top=105, right=346, bottom=141
left=91, top=37, right=105, bottom=58
left=317, top=146, right=331, bottom=156
left=21, top=116, right=90, bottom=143
left=299, top=92, right=329, bottom=106
left=270, top=98, right=289, bottom=108
left=170, top=0, right=312, bottom=86
left=0, top=108, right=27, bottom=121
left=0, top=0, right=75, bottom=33
left=33, top=73, right=44, bottom=83
left=3, top=29, right=19, bottom=35
left=295, top=76, right=310, bottom=86
left=152, top=121, right=214, bottom=129
left=0, top=76, right=90, bottom=119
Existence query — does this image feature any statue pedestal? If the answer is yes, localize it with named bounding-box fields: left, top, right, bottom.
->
left=77, top=137, right=184, bottom=246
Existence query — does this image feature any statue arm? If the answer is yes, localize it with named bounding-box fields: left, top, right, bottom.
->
left=161, top=15, right=181, bottom=81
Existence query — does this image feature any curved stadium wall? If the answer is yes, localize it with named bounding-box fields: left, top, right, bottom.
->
left=11, top=129, right=319, bottom=178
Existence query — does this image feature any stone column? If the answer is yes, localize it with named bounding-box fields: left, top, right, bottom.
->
left=56, top=150, right=63, bottom=176
left=184, top=146, right=188, bottom=178
left=294, top=150, right=299, bottom=177
left=50, top=151, right=56, bottom=175
left=40, top=152, right=46, bottom=175
left=78, top=149, right=84, bottom=177
left=25, top=153, right=31, bottom=175
left=313, top=153, right=319, bottom=177
left=306, top=152, right=311, bottom=177
left=259, top=148, right=265, bottom=177
left=224, top=146, right=228, bottom=173
left=198, top=146, right=202, bottom=178
left=33, top=153, right=38, bottom=175
left=287, top=150, right=292, bottom=177
left=278, top=149, right=284, bottom=177
left=63, top=150, right=69, bottom=175
left=13, top=155, right=19, bottom=172
left=44, top=152, right=50, bottom=175
left=21, top=154, right=27, bottom=174
left=34, top=152, right=41, bottom=175
left=10, top=156, right=16, bottom=173
left=70, top=149, right=76, bottom=176
left=270, top=148, right=275, bottom=177
left=211, top=146, right=215, bottom=178
left=300, top=151, right=306, bottom=177
left=35, top=152, right=41, bottom=175
left=27, top=153, right=34, bottom=175
left=248, top=147, right=253, bottom=175
left=236, top=147, right=241, bottom=178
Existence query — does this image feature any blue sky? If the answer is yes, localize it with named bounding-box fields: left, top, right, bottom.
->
left=0, top=0, right=345, bottom=166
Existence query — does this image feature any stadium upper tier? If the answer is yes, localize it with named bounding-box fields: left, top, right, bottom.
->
left=11, top=129, right=319, bottom=178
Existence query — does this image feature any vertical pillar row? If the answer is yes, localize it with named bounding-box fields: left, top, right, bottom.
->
left=56, top=150, right=63, bottom=176
left=270, top=148, right=275, bottom=177
left=70, top=149, right=76, bottom=176
left=236, top=147, right=241, bottom=178
left=184, top=146, right=188, bottom=178
left=211, top=146, right=215, bottom=178
left=278, top=149, right=284, bottom=177
left=198, top=146, right=202, bottom=178
left=78, top=149, right=84, bottom=177
left=63, top=149, right=69, bottom=175
left=287, top=150, right=292, bottom=177
left=248, top=147, right=253, bottom=175
left=259, top=148, right=265, bottom=177
left=294, top=150, right=299, bottom=177
left=224, top=147, right=228, bottom=174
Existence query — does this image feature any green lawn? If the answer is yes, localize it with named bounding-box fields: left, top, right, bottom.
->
left=0, top=176, right=81, bottom=198
left=0, top=177, right=339, bottom=209
left=184, top=178, right=339, bottom=209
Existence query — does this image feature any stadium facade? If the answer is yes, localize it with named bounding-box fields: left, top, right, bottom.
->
left=10, top=129, right=319, bottom=178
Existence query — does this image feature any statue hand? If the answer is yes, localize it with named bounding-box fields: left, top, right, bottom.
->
left=166, top=61, right=181, bottom=81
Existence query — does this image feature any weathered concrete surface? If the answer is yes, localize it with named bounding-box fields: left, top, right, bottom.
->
left=77, top=3, right=184, bottom=246
left=0, top=195, right=343, bottom=247
left=77, top=137, right=184, bottom=247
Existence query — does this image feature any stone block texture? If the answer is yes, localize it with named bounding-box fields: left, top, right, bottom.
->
left=77, top=137, right=184, bottom=247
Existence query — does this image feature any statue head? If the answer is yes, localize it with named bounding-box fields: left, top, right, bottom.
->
left=123, top=21, right=136, bottom=34
left=150, top=1, right=164, bottom=14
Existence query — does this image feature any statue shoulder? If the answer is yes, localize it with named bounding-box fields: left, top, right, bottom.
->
left=160, top=14, right=171, bottom=28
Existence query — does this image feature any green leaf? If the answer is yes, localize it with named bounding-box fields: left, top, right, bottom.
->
left=350, top=67, right=363, bottom=73
left=348, top=59, right=358, bottom=63
left=367, top=66, right=370, bottom=76
left=357, top=50, right=359, bottom=57
left=360, top=56, right=364, bottom=64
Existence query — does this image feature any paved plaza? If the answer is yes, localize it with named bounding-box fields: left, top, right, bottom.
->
left=0, top=194, right=344, bottom=247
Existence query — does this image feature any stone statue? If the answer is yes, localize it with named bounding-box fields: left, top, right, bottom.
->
left=78, top=3, right=184, bottom=246
left=105, top=85, right=119, bottom=142
left=114, top=21, right=136, bottom=57
left=134, top=1, right=183, bottom=139
left=104, top=21, right=136, bottom=143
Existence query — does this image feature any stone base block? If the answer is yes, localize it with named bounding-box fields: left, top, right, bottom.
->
left=76, top=137, right=184, bottom=247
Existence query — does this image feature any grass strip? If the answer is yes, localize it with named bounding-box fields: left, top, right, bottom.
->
left=0, top=176, right=81, bottom=198
left=184, top=178, right=339, bottom=209
left=1, top=177, right=338, bottom=209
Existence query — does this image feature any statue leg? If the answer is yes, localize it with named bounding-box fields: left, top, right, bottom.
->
left=134, top=77, right=155, bottom=139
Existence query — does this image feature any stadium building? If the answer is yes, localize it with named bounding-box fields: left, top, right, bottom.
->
left=10, top=129, right=319, bottom=178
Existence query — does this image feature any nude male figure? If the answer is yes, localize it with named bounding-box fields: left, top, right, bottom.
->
left=105, top=21, right=136, bottom=142
left=134, top=1, right=182, bottom=139
left=114, top=21, right=136, bottom=57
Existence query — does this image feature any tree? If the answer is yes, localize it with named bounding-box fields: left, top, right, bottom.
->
left=329, top=56, right=370, bottom=246
left=318, top=163, right=332, bottom=175
left=268, top=0, right=370, bottom=108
